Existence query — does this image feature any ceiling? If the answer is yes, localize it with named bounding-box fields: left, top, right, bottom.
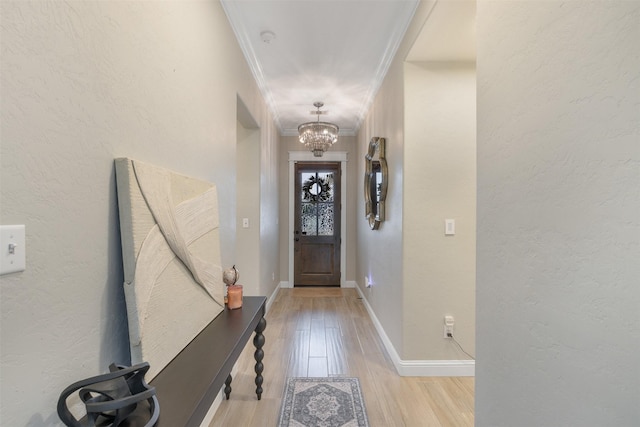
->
left=221, top=0, right=476, bottom=137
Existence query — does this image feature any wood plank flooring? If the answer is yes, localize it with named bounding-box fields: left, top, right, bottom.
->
left=209, top=288, right=474, bottom=427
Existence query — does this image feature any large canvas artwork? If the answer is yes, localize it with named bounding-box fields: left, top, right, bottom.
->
left=115, top=158, right=225, bottom=380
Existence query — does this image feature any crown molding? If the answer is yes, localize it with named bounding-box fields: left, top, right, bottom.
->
left=353, top=0, right=420, bottom=132
left=220, top=1, right=283, bottom=134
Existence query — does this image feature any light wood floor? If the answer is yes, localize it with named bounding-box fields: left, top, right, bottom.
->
left=209, top=288, right=474, bottom=427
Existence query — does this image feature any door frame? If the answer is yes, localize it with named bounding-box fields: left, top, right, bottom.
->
left=288, top=151, right=348, bottom=288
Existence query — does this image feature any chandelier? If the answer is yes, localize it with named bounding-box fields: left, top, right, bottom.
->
left=298, top=102, right=339, bottom=157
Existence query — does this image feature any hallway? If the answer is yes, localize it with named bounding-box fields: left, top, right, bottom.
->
left=210, top=288, right=474, bottom=426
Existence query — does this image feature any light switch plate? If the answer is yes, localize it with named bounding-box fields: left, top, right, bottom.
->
left=445, top=219, right=455, bottom=236
left=1, top=225, right=26, bottom=275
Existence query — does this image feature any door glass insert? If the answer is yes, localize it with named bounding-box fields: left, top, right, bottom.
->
left=317, top=203, right=334, bottom=236
left=301, top=203, right=318, bottom=235
left=300, top=170, right=335, bottom=237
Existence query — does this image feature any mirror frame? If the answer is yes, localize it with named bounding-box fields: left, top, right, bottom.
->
left=364, top=137, right=388, bottom=230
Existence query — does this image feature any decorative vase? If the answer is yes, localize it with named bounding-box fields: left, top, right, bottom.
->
left=227, top=284, right=243, bottom=309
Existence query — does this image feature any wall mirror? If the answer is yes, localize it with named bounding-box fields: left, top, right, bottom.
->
left=364, top=137, right=388, bottom=230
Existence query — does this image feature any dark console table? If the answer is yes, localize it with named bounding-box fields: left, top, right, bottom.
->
left=124, top=296, right=267, bottom=427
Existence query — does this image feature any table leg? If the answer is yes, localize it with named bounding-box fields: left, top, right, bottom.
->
left=224, top=374, right=232, bottom=400
left=253, top=317, right=266, bottom=400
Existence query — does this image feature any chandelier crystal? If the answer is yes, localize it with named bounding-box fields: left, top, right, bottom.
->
left=298, top=102, right=339, bottom=157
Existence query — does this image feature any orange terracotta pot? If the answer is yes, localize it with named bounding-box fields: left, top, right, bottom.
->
left=227, top=284, right=243, bottom=310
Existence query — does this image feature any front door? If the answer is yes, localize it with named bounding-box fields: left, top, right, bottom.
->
left=294, top=162, right=341, bottom=286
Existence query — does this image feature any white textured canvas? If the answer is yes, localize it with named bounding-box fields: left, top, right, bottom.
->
left=115, top=158, right=225, bottom=380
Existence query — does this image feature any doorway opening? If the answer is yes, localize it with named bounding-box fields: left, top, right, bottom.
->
left=294, top=162, right=341, bottom=286
left=288, top=151, right=348, bottom=288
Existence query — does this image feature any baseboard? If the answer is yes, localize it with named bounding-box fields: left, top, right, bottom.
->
left=353, top=284, right=404, bottom=372
left=199, top=388, right=224, bottom=427
left=266, top=282, right=282, bottom=314
left=279, top=281, right=354, bottom=289
left=396, top=359, right=475, bottom=376
left=354, top=284, right=475, bottom=377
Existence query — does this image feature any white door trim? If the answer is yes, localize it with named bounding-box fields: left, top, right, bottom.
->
left=288, top=151, right=348, bottom=288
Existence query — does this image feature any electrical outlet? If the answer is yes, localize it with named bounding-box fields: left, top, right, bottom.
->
left=444, top=315, right=454, bottom=338
left=365, top=276, right=372, bottom=288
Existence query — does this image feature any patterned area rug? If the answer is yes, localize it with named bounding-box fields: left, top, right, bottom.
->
left=278, top=377, right=369, bottom=427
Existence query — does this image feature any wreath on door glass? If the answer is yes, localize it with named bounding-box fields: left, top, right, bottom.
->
left=302, top=175, right=332, bottom=202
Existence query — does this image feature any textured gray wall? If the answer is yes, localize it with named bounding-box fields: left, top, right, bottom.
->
left=476, top=1, right=640, bottom=426
left=0, top=2, right=277, bottom=425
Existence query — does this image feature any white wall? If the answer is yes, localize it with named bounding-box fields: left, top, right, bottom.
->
left=476, top=1, right=640, bottom=425
left=354, top=2, right=442, bottom=362
left=356, top=0, right=474, bottom=365
left=236, top=117, right=261, bottom=295
left=258, top=110, right=281, bottom=299
left=403, top=62, right=476, bottom=360
left=0, top=1, right=277, bottom=425
left=356, top=61, right=406, bottom=355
